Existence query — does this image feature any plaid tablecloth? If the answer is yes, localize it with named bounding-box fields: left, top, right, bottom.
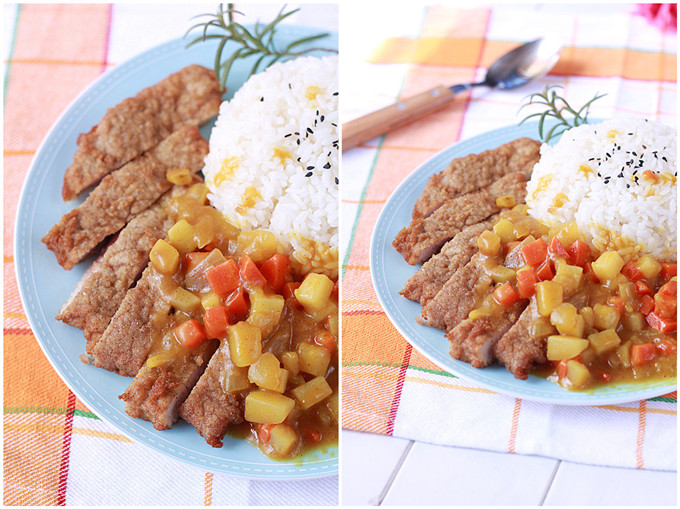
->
left=341, top=3, right=677, bottom=472
left=3, top=3, right=338, bottom=505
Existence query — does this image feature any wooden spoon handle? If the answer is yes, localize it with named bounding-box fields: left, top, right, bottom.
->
left=342, top=85, right=456, bottom=151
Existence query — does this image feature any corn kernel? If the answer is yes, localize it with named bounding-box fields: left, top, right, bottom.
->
left=166, top=168, right=193, bottom=186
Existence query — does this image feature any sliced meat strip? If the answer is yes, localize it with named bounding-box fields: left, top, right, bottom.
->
left=417, top=252, right=492, bottom=331
left=401, top=218, right=495, bottom=306
left=394, top=172, right=527, bottom=265
left=412, top=137, right=540, bottom=219
left=447, top=300, right=528, bottom=368
left=493, top=300, right=547, bottom=380
left=119, top=340, right=219, bottom=431
left=43, top=126, right=208, bottom=270
left=62, top=64, right=221, bottom=200
left=92, top=266, right=170, bottom=377
left=56, top=191, right=177, bottom=354
left=179, top=341, right=246, bottom=448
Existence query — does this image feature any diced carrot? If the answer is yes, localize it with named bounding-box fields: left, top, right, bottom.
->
left=635, top=280, right=653, bottom=296
left=646, top=311, right=677, bottom=333
left=567, top=240, right=591, bottom=267
left=584, top=262, right=599, bottom=283
left=536, top=259, right=555, bottom=281
left=660, top=263, right=677, bottom=282
left=314, top=332, right=337, bottom=352
left=631, top=343, right=657, bottom=366
left=259, top=253, right=291, bottom=293
left=185, top=251, right=209, bottom=272
left=556, top=360, right=569, bottom=379
left=638, top=294, right=655, bottom=315
left=548, top=236, right=569, bottom=261
left=206, top=259, right=240, bottom=296
left=656, top=340, right=677, bottom=356
left=606, top=296, right=625, bottom=315
left=258, top=424, right=275, bottom=443
left=239, top=254, right=267, bottom=286
left=641, top=170, right=659, bottom=183
left=596, top=370, right=612, bottom=383
left=493, top=282, right=521, bottom=306
left=658, top=280, right=677, bottom=297
left=282, top=281, right=301, bottom=300
left=516, top=267, right=539, bottom=299
left=331, top=279, right=339, bottom=301
left=304, top=428, right=322, bottom=445
left=174, top=319, right=208, bottom=348
left=621, top=261, right=644, bottom=282
left=203, top=305, right=231, bottom=339
left=521, top=238, right=548, bottom=267
left=225, top=288, right=249, bottom=322
left=654, top=292, right=677, bottom=319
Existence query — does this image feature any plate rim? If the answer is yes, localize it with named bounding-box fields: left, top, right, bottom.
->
left=369, top=121, right=677, bottom=407
left=14, top=28, right=339, bottom=480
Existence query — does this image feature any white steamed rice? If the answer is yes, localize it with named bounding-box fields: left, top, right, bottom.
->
left=203, top=55, right=338, bottom=276
left=526, top=118, right=677, bottom=261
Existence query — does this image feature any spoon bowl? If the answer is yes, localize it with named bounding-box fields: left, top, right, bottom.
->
left=344, top=37, right=563, bottom=151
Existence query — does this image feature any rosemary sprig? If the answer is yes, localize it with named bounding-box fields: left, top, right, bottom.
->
left=518, top=85, right=606, bottom=142
left=185, top=3, right=336, bottom=90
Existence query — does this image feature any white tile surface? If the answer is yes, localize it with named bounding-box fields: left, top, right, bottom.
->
left=544, top=462, right=677, bottom=506
left=381, top=441, right=559, bottom=506
left=341, top=430, right=412, bottom=506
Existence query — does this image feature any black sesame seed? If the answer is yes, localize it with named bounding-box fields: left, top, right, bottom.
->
left=260, top=97, right=264, bottom=102
left=335, top=177, right=339, bottom=185
left=288, top=83, right=292, bottom=89
left=626, top=184, right=630, bottom=188
left=320, top=115, right=325, bottom=122
left=327, top=151, right=332, bottom=157
left=632, top=151, right=637, bottom=156
left=307, top=166, right=314, bottom=170
left=307, top=127, right=314, bottom=134
left=284, top=133, right=292, bottom=138
left=331, top=123, right=337, bottom=127
left=305, top=172, right=313, bottom=177
left=662, top=156, right=668, bottom=162
left=296, top=139, right=300, bottom=145
left=333, top=92, right=338, bottom=96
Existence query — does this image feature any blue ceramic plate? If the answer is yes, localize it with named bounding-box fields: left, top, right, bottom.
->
left=370, top=122, right=676, bottom=406
left=15, top=28, right=338, bottom=479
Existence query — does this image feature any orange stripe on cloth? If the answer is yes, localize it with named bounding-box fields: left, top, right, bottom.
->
left=56, top=391, right=76, bottom=505
left=508, top=398, right=522, bottom=454
left=7, top=58, right=107, bottom=66
left=369, top=37, right=676, bottom=83
left=636, top=400, right=647, bottom=469
left=386, top=343, right=412, bottom=435
left=203, top=472, right=213, bottom=506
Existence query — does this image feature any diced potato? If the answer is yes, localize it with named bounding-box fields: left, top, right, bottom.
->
left=280, top=351, right=300, bottom=376
left=618, top=282, right=637, bottom=303
left=326, top=313, right=339, bottom=337
left=295, top=273, right=334, bottom=312
left=512, top=221, right=532, bottom=240
left=616, top=341, right=632, bottom=368
left=622, top=311, right=645, bottom=332
left=489, top=265, right=516, bottom=283
left=201, top=292, right=221, bottom=310
left=227, top=321, right=262, bottom=367
left=495, top=194, right=517, bottom=208
left=477, top=230, right=501, bottom=256
left=290, top=376, right=333, bottom=410
left=297, top=342, right=331, bottom=377
left=547, top=335, right=589, bottom=361
left=192, top=214, right=215, bottom=249
left=636, top=255, right=661, bottom=280
left=566, top=360, right=591, bottom=388
left=511, top=203, right=529, bottom=215
left=550, top=303, right=585, bottom=337
left=269, top=424, right=299, bottom=456
left=588, top=329, right=621, bottom=355
left=248, top=352, right=288, bottom=393
left=247, top=287, right=285, bottom=338
left=326, top=392, right=339, bottom=424
left=529, top=316, right=556, bottom=338
left=221, top=361, right=251, bottom=393
left=244, top=390, right=295, bottom=424
left=536, top=281, right=563, bottom=316
left=170, top=287, right=201, bottom=313
left=593, top=303, right=620, bottom=330
left=493, top=219, right=517, bottom=243
left=579, top=306, right=595, bottom=328
left=166, top=167, right=193, bottom=186
left=186, top=182, right=209, bottom=204
left=167, top=219, right=197, bottom=253
left=591, top=251, right=625, bottom=281
left=553, top=259, right=583, bottom=297
left=237, top=230, right=277, bottom=263
left=307, top=300, right=338, bottom=324
left=549, top=222, right=580, bottom=248
left=150, top=239, right=180, bottom=275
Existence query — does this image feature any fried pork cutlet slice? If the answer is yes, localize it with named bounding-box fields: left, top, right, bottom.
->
left=400, top=218, right=495, bottom=306
left=43, top=126, right=208, bottom=270
left=412, top=137, right=540, bottom=219
left=56, top=191, right=176, bottom=354
left=494, top=300, right=547, bottom=380
left=417, top=252, right=493, bottom=331
left=91, top=266, right=170, bottom=377
left=447, top=300, right=527, bottom=368
left=62, top=64, right=221, bottom=200
left=120, top=340, right=219, bottom=431
left=394, top=173, right=527, bottom=265
left=179, top=341, right=246, bottom=448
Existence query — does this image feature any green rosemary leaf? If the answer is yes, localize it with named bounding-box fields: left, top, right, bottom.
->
left=250, top=53, right=269, bottom=77
left=231, top=22, right=267, bottom=52
left=219, top=46, right=245, bottom=90
left=284, top=33, right=330, bottom=53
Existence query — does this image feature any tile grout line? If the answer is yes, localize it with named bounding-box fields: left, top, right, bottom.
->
left=540, top=459, right=562, bottom=505
left=376, top=440, right=415, bottom=506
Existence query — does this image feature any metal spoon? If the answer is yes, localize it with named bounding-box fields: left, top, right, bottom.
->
left=342, top=37, right=562, bottom=151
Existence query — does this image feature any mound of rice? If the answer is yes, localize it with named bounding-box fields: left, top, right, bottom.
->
left=203, top=56, right=338, bottom=277
left=526, top=118, right=677, bottom=262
